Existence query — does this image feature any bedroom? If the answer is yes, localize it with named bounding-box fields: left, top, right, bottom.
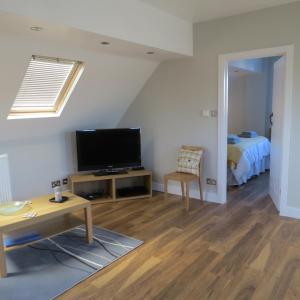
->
left=227, top=56, right=284, bottom=209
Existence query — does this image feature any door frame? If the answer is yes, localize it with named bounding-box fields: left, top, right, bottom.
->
left=217, top=45, right=294, bottom=214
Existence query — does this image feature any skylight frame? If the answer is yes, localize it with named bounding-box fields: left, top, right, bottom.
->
left=7, top=55, right=84, bottom=120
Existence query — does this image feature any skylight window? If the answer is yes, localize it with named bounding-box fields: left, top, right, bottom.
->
left=8, top=55, right=84, bottom=119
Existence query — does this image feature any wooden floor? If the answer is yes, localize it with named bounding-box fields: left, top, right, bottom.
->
left=60, top=173, right=300, bottom=300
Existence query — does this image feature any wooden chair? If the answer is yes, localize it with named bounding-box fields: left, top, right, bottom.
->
left=164, top=146, right=204, bottom=211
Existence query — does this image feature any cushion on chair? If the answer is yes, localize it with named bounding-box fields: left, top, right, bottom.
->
left=177, top=148, right=203, bottom=176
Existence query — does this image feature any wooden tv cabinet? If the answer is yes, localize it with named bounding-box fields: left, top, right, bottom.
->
left=70, top=170, right=152, bottom=204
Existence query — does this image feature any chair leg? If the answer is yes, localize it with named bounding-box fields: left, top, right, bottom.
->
left=164, top=177, right=168, bottom=200
left=199, top=176, right=204, bottom=203
left=180, top=181, right=185, bottom=200
left=185, top=182, right=190, bottom=211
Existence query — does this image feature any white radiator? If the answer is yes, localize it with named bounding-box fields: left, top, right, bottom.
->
left=0, top=154, right=12, bottom=203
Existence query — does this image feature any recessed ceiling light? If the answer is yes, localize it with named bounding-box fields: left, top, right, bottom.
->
left=30, top=26, right=43, bottom=31
left=101, top=41, right=110, bottom=45
left=146, top=51, right=155, bottom=55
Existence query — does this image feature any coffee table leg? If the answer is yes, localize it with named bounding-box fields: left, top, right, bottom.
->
left=0, top=233, right=7, bottom=278
left=84, top=206, right=93, bottom=244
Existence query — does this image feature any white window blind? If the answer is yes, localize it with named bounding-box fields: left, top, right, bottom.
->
left=8, top=55, right=84, bottom=119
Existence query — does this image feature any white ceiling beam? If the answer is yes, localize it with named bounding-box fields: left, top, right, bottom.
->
left=0, top=0, right=193, bottom=56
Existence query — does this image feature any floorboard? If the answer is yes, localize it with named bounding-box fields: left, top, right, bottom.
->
left=59, top=173, right=300, bottom=300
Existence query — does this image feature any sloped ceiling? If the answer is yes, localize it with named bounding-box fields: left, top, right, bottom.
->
left=0, top=11, right=186, bottom=142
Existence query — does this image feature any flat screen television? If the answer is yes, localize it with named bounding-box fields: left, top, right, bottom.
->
left=76, top=128, right=141, bottom=171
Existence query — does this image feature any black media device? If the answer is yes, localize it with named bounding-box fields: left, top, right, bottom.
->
left=78, top=191, right=105, bottom=200
left=76, top=128, right=142, bottom=173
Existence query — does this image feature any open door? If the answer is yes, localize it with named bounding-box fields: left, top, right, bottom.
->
left=269, top=56, right=286, bottom=211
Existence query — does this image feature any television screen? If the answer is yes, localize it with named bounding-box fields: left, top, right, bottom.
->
left=76, top=128, right=141, bottom=171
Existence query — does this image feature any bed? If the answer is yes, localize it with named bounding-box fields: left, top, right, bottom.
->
left=227, top=136, right=271, bottom=186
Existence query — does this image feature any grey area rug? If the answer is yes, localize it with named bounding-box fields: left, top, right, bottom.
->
left=0, top=225, right=143, bottom=300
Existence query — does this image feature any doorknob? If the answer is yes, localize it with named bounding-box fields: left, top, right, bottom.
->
left=270, top=113, right=274, bottom=126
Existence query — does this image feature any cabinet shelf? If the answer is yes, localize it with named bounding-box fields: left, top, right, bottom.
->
left=70, top=170, right=152, bottom=204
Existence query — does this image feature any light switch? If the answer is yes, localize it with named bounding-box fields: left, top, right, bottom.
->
left=202, top=109, right=210, bottom=117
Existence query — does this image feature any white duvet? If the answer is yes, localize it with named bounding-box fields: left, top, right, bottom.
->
left=228, top=137, right=271, bottom=186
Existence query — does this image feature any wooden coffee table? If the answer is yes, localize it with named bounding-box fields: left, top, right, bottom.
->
left=0, top=192, right=93, bottom=278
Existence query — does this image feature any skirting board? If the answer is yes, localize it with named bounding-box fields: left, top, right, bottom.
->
left=280, top=205, right=300, bottom=219
left=152, top=182, right=221, bottom=204
left=153, top=182, right=300, bottom=219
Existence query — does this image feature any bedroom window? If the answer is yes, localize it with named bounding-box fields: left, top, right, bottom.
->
left=7, top=55, right=84, bottom=119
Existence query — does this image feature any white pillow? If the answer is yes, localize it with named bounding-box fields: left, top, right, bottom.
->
left=177, top=149, right=203, bottom=176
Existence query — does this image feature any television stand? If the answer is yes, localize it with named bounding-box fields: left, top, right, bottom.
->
left=93, top=169, right=128, bottom=176
left=70, top=170, right=152, bottom=204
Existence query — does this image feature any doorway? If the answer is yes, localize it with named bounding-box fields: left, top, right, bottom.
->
left=218, top=46, right=294, bottom=214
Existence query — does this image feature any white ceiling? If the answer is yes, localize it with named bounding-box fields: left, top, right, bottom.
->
left=139, top=0, right=299, bottom=23
left=0, top=0, right=193, bottom=57
left=0, top=11, right=185, bottom=62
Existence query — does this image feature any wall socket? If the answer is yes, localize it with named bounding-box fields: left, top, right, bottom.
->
left=206, top=178, right=217, bottom=185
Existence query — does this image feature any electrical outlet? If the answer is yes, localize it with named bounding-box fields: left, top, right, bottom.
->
left=51, top=180, right=61, bottom=188
left=62, top=178, right=68, bottom=185
left=206, top=178, right=217, bottom=185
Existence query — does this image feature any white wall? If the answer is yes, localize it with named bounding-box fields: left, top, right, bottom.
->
left=228, top=66, right=269, bottom=137
left=0, top=30, right=158, bottom=201
left=119, top=2, right=300, bottom=208
left=228, top=57, right=280, bottom=138
left=0, top=134, right=74, bottom=201
left=228, top=74, right=247, bottom=134
left=0, top=0, right=193, bottom=56
left=243, top=72, right=268, bottom=136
